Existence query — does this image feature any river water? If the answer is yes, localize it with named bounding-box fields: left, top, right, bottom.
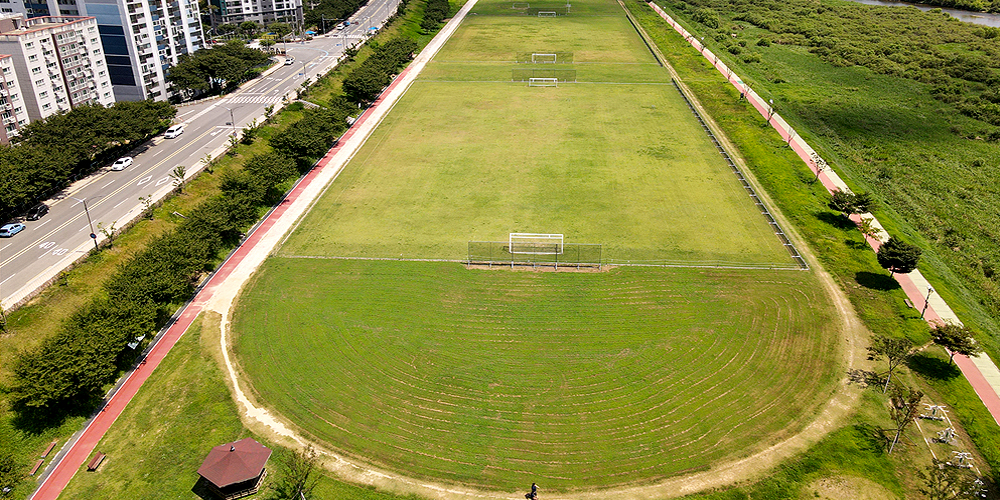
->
left=846, top=0, right=1000, bottom=27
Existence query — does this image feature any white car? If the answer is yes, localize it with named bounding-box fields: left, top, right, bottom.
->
left=164, top=124, right=184, bottom=138
left=111, top=156, right=133, bottom=171
left=285, top=56, right=295, bottom=65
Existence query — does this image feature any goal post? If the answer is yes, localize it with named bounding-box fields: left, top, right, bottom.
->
left=532, top=53, right=558, bottom=63
left=527, top=78, right=558, bottom=87
left=538, top=10, right=557, bottom=16
left=509, top=233, right=563, bottom=254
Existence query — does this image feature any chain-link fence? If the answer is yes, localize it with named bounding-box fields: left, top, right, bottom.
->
left=468, top=241, right=603, bottom=269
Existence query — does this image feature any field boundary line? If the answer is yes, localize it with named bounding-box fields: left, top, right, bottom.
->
left=277, top=254, right=803, bottom=270
left=647, top=0, right=1000, bottom=426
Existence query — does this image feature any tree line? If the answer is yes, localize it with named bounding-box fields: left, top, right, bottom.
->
left=167, top=40, right=272, bottom=95
left=9, top=110, right=349, bottom=417
left=341, top=37, right=419, bottom=104
left=0, top=101, right=175, bottom=221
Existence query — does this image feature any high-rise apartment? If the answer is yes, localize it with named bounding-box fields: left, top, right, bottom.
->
left=0, top=53, right=28, bottom=142
left=0, top=14, right=114, bottom=131
left=214, top=0, right=301, bottom=28
left=2, top=0, right=204, bottom=101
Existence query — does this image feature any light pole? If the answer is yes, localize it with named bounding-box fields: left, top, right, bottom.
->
left=70, top=196, right=100, bottom=252
left=224, top=106, right=237, bottom=137
left=921, top=285, right=935, bottom=320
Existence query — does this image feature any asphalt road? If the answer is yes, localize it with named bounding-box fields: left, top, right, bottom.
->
left=0, top=0, right=399, bottom=311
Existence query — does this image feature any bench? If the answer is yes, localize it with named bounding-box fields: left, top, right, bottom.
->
left=29, top=459, right=44, bottom=476
left=86, top=452, right=106, bottom=471
left=904, top=299, right=914, bottom=308
left=41, top=440, right=58, bottom=458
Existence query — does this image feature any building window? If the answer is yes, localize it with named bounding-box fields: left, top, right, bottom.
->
left=31, top=67, right=40, bottom=74
left=24, top=42, right=32, bottom=48
left=34, top=80, right=43, bottom=86
left=103, top=92, right=110, bottom=98
left=42, top=103, right=50, bottom=110
left=39, top=91, right=47, bottom=98
left=28, top=54, right=37, bottom=61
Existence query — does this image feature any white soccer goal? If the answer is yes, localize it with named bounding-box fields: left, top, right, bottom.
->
left=531, top=53, right=558, bottom=63
left=511, top=2, right=529, bottom=8
left=538, top=10, right=557, bottom=17
left=527, top=77, right=558, bottom=87
left=509, top=233, right=564, bottom=254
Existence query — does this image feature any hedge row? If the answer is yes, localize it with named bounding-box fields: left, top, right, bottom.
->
left=342, top=37, right=419, bottom=104
left=421, top=0, right=451, bottom=30
left=0, top=101, right=175, bottom=220
left=10, top=150, right=299, bottom=418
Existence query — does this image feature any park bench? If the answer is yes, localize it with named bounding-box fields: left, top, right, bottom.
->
left=86, top=452, right=106, bottom=471
left=41, top=440, right=57, bottom=458
left=29, top=459, right=44, bottom=476
left=904, top=299, right=914, bottom=308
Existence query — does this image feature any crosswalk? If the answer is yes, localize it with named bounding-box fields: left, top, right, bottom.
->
left=222, top=94, right=286, bottom=104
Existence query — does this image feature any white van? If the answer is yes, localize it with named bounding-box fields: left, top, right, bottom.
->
left=164, top=124, right=184, bottom=138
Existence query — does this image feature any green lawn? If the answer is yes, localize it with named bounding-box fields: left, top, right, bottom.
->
left=59, top=314, right=425, bottom=500
left=231, top=258, right=841, bottom=491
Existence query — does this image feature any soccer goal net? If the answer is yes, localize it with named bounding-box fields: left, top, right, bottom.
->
left=528, top=78, right=558, bottom=87
left=509, top=233, right=564, bottom=254
left=512, top=2, right=529, bottom=8
left=515, top=52, right=574, bottom=64
left=538, top=10, right=557, bottom=16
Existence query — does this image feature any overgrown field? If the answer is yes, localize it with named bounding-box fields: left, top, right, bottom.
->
left=280, top=0, right=792, bottom=267
left=232, top=259, right=840, bottom=490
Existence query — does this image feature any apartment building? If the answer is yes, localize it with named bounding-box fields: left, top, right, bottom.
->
left=1, top=0, right=204, bottom=101
left=215, top=0, right=301, bottom=28
left=0, top=14, right=114, bottom=130
left=0, top=54, right=28, bottom=142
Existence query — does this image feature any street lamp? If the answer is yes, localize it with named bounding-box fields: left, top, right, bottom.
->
left=70, top=196, right=100, bottom=252
left=224, top=106, right=237, bottom=137
left=921, top=285, right=935, bottom=320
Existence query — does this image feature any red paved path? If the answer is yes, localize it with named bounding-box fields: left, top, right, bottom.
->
left=29, top=64, right=414, bottom=500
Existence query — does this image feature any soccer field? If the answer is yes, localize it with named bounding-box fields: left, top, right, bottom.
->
left=279, top=0, right=791, bottom=267
left=229, top=0, right=842, bottom=491
left=232, top=259, right=840, bottom=489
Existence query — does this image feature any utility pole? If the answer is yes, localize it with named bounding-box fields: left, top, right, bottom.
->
left=70, top=196, right=100, bottom=252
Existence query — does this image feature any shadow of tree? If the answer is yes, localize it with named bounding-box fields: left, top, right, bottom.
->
left=853, top=423, right=888, bottom=454
left=815, top=210, right=856, bottom=230
left=908, top=352, right=961, bottom=381
left=856, top=271, right=899, bottom=291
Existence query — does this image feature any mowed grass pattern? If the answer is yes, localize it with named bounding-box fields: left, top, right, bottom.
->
left=279, top=0, right=790, bottom=267
left=232, top=259, right=840, bottom=489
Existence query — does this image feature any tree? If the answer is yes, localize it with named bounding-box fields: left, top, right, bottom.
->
left=931, top=323, right=984, bottom=363
left=867, top=335, right=913, bottom=393
left=858, top=216, right=881, bottom=241
left=272, top=445, right=319, bottom=499
left=887, top=384, right=922, bottom=454
left=170, top=166, right=187, bottom=193
left=97, top=220, right=118, bottom=248
left=0, top=451, right=25, bottom=496
left=139, top=195, right=154, bottom=219
left=342, top=63, right=391, bottom=104
left=918, top=459, right=981, bottom=500
left=829, top=189, right=877, bottom=215
left=239, top=21, right=260, bottom=37
left=266, top=22, right=292, bottom=38
left=168, top=41, right=269, bottom=94
left=877, top=236, right=921, bottom=276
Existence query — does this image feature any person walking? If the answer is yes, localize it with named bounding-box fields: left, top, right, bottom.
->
left=531, top=482, right=538, bottom=500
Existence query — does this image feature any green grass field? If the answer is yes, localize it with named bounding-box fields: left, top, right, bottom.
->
left=280, top=0, right=790, bottom=267
left=230, top=0, right=843, bottom=492
left=232, top=259, right=840, bottom=490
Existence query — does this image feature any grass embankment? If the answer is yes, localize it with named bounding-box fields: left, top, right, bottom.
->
left=60, top=313, right=422, bottom=500
left=233, top=258, right=840, bottom=490
left=623, top=0, right=1000, bottom=493
left=0, top=110, right=306, bottom=498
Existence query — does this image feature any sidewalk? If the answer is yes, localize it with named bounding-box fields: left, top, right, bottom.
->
left=649, top=1, right=1000, bottom=425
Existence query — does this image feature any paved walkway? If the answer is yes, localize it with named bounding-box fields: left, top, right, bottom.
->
left=649, top=2, right=1000, bottom=426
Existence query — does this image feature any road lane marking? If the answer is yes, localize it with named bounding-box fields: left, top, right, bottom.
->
left=101, top=180, right=115, bottom=189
